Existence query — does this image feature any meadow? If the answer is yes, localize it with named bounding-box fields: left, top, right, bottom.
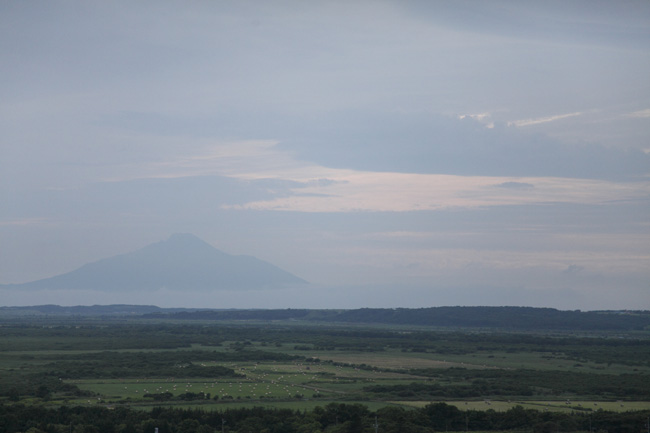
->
left=1, top=316, right=649, bottom=432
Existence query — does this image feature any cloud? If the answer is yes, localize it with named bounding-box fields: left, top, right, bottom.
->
left=495, top=181, right=535, bottom=190
left=401, top=1, right=650, bottom=51
left=0, top=218, right=51, bottom=227
left=278, top=112, right=650, bottom=181
left=225, top=170, right=649, bottom=213
left=1, top=1, right=649, bottom=308
left=508, top=112, right=582, bottom=127
left=563, top=264, right=585, bottom=275
left=626, top=108, right=650, bottom=118
left=0, top=175, right=303, bottom=225
left=110, top=139, right=286, bottom=182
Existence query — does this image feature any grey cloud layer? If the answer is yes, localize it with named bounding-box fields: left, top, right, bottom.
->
left=1, top=1, right=649, bottom=309
left=278, top=112, right=649, bottom=180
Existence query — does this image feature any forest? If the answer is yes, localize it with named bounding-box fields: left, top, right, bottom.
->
left=1, top=307, right=649, bottom=432
left=3, top=401, right=649, bottom=433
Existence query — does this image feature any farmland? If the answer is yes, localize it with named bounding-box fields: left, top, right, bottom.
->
left=1, top=308, right=650, bottom=432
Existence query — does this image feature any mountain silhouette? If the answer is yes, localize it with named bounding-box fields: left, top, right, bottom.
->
left=2, top=234, right=307, bottom=291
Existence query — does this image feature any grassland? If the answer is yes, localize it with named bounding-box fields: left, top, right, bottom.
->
left=2, top=324, right=648, bottom=407
left=1, top=318, right=650, bottom=432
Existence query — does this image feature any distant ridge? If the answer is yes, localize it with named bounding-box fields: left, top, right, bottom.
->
left=0, top=304, right=166, bottom=316
left=2, top=305, right=648, bottom=331
left=146, top=306, right=650, bottom=331
left=0, top=234, right=307, bottom=292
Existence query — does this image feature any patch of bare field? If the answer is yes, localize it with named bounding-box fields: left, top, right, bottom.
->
left=315, top=353, right=490, bottom=370
left=396, top=400, right=650, bottom=413
left=310, top=364, right=423, bottom=380
left=240, top=361, right=422, bottom=380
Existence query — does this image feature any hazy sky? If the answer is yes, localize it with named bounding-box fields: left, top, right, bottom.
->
left=1, top=1, right=649, bottom=310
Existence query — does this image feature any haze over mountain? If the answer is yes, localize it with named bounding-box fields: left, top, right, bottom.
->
left=1, top=234, right=307, bottom=292
left=2, top=2, right=649, bottom=310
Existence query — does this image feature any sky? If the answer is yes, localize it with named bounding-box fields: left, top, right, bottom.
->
left=1, top=0, right=649, bottom=310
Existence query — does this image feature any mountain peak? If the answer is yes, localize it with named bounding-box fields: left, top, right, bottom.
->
left=156, top=233, right=217, bottom=253
left=4, top=235, right=307, bottom=292
left=167, top=233, right=205, bottom=243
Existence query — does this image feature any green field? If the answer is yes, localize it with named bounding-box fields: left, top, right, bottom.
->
left=1, top=319, right=650, bottom=432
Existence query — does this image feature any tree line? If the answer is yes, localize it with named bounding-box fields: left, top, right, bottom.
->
left=141, top=307, right=650, bottom=331
left=2, top=402, right=649, bottom=433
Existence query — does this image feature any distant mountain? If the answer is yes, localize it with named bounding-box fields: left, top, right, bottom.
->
left=1, top=234, right=307, bottom=291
